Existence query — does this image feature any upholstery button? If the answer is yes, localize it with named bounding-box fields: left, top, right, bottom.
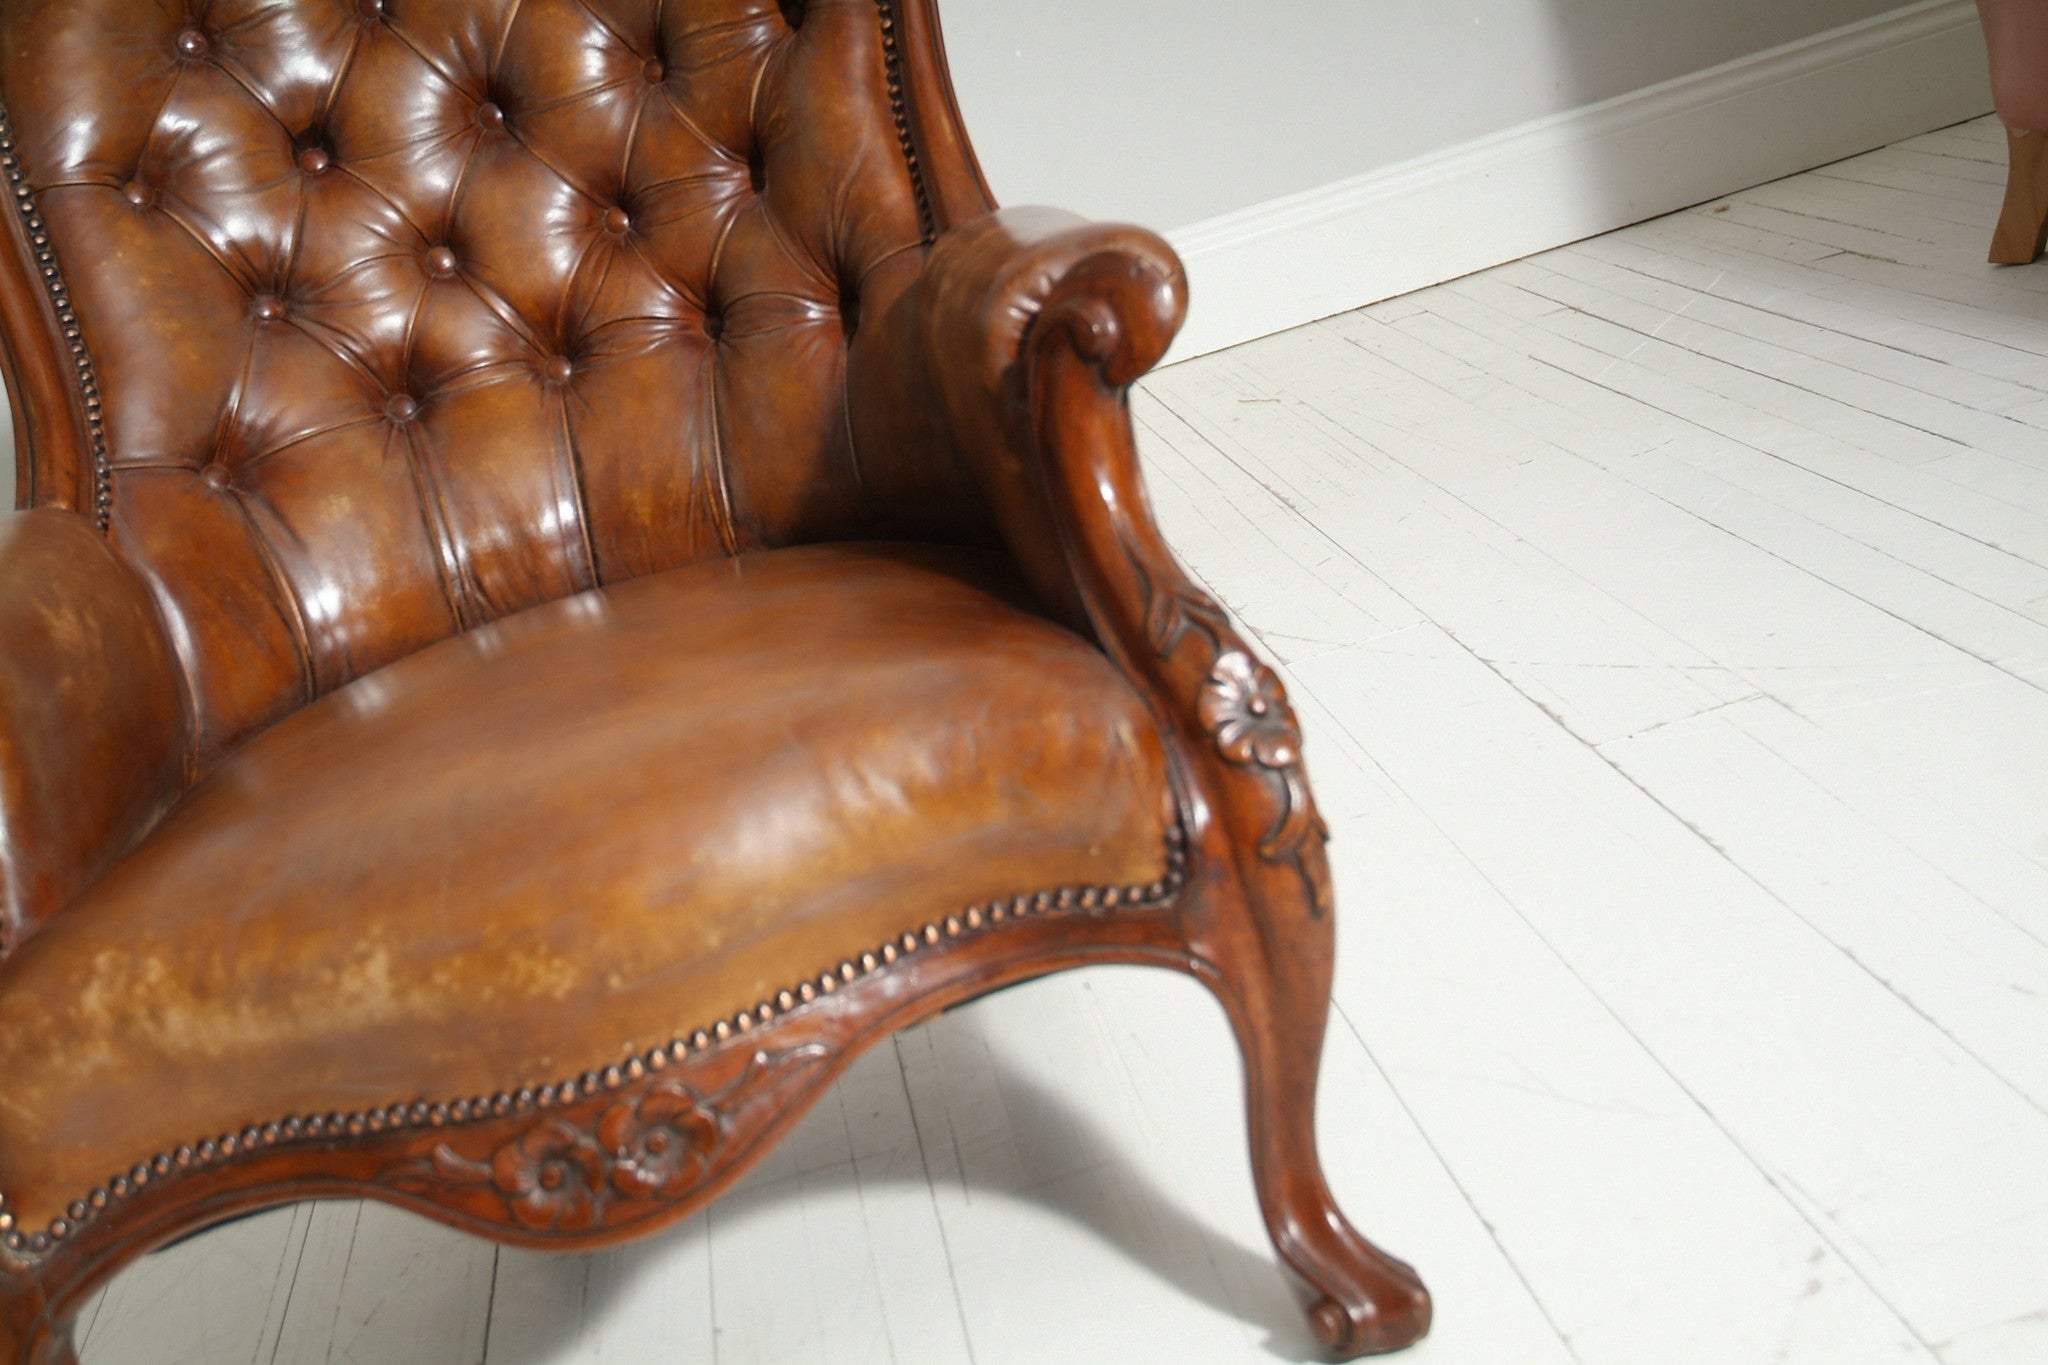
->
left=541, top=356, right=574, bottom=386
left=175, top=28, right=209, bottom=59
left=423, top=246, right=458, bottom=278
left=385, top=394, right=419, bottom=423
left=199, top=464, right=232, bottom=491
left=603, top=207, right=631, bottom=235
left=122, top=181, right=152, bottom=207
left=297, top=145, right=331, bottom=175
left=476, top=102, right=505, bottom=133
left=359, top=0, right=386, bottom=17
left=642, top=57, right=666, bottom=84
left=253, top=296, right=286, bottom=322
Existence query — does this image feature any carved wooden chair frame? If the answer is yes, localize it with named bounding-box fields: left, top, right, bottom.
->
left=0, top=2, right=1432, bottom=1359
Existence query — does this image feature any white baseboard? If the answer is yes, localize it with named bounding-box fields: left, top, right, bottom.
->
left=1162, top=0, right=1994, bottom=364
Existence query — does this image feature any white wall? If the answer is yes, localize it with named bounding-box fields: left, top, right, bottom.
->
left=938, top=0, right=1910, bottom=231
left=935, top=0, right=1995, bottom=359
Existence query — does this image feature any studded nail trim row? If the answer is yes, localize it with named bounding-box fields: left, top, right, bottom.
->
left=875, top=0, right=936, bottom=243
left=0, top=104, right=112, bottom=532
left=0, top=829, right=1187, bottom=1264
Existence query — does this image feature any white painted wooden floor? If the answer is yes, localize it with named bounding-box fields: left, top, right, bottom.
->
left=78, top=115, right=2048, bottom=1364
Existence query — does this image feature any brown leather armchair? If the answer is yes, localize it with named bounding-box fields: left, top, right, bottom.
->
left=0, top=2, right=1430, bottom=1359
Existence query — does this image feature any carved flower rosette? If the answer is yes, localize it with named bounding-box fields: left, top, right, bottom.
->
left=1199, top=652, right=1300, bottom=770
left=490, top=1118, right=609, bottom=1230
left=1118, top=522, right=1334, bottom=916
left=431, top=1083, right=721, bottom=1232
left=600, top=1087, right=719, bottom=1200
left=1196, top=651, right=1334, bottom=915
left=390, top=1046, right=828, bottom=1234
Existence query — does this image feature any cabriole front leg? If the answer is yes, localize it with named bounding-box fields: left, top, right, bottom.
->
left=1184, top=844, right=1432, bottom=1357
left=1162, top=632, right=1431, bottom=1355
left=1020, top=250, right=1431, bottom=1356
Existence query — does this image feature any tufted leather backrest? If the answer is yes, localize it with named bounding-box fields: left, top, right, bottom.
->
left=0, top=0, right=942, bottom=759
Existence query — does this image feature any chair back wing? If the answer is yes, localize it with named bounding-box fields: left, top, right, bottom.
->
left=0, top=0, right=966, bottom=759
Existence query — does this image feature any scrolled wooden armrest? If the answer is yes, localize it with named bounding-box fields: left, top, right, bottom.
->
left=883, top=208, right=1179, bottom=631
left=907, top=207, right=1334, bottom=918
left=0, top=508, right=186, bottom=958
left=917, top=206, right=1185, bottom=405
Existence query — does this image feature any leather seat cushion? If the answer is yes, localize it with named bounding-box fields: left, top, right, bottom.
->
left=0, top=544, right=1177, bottom=1230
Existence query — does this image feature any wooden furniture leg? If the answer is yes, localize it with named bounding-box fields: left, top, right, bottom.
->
left=1977, top=0, right=2048, bottom=262
left=1990, top=127, right=2048, bottom=264
left=988, top=228, right=1435, bottom=1357
left=1194, top=871, right=1434, bottom=1357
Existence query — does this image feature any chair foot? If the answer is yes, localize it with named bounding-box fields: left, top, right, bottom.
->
left=1238, top=1006, right=1432, bottom=1358
left=1196, top=882, right=1431, bottom=1358
left=1990, top=127, right=2048, bottom=264
left=1296, top=1232, right=1432, bottom=1357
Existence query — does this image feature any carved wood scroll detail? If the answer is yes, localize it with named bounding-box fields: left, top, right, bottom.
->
left=386, top=1045, right=833, bottom=1233
left=1129, top=547, right=1334, bottom=916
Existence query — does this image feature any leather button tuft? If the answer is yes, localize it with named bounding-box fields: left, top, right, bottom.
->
left=253, top=296, right=286, bottom=322
left=122, top=181, right=152, bottom=208
left=359, top=0, right=386, bottom=17
left=642, top=57, right=666, bottom=84
left=476, top=101, right=505, bottom=133
left=385, top=394, right=419, bottom=423
left=297, top=145, right=331, bottom=175
left=175, top=28, right=209, bottom=59
left=603, top=207, right=631, bottom=235
left=541, top=356, right=574, bottom=386
left=423, top=246, right=458, bottom=278
left=199, top=464, right=232, bottom=491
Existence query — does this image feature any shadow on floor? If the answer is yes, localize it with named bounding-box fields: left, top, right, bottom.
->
left=477, top=1044, right=1319, bottom=1365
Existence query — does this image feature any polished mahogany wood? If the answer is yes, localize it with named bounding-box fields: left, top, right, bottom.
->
left=0, top=1, right=1431, bottom=1358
